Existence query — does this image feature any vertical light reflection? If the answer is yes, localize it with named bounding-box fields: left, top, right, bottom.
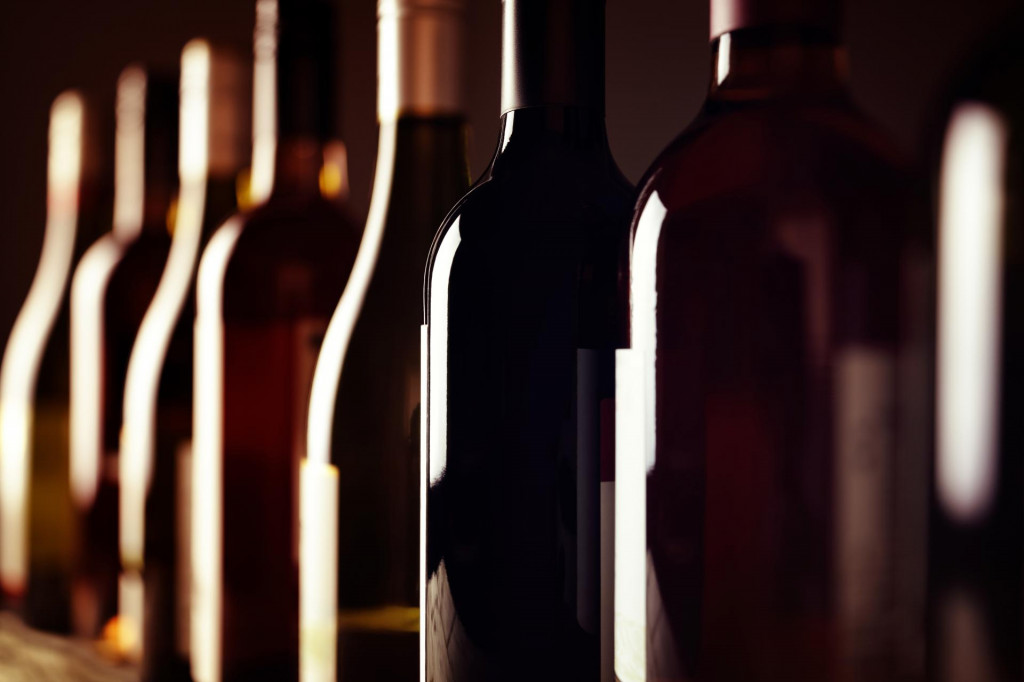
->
left=615, top=191, right=665, bottom=681
left=69, top=68, right=148, bottom=511
left=937, top=103, right=1007, bottom=524
left=427, top=219, right=462, bottom=488
left=113, top=67, right=147, bottom=239
left=715, top=32, right=731, bottom=86
left=192, top=217, right=244, bottom=682
left=300, top=121, right=397, bottom=682
left=118, top=42, right=214, bottom=655
left=418, top=324, right=428, bottom=682
left=250, top=0, right=277, bottom=206
left=0, top=92, right=85, bottom=593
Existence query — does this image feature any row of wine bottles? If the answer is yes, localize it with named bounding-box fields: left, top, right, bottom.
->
left=0, top=0, right=1021, bottom=680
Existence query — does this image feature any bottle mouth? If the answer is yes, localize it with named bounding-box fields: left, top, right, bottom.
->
left=709, top=0, right=841, bottom=42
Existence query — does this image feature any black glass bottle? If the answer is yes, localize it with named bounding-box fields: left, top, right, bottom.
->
left=422, top=1, right=634, bottom=679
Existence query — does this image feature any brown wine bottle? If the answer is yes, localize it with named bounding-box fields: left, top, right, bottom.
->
left=0, top=91, right=107, bottom=633
left=69, top=65, right=176, bottom=643
left=190, top=1, right=360, bottom=680
left=621, top=0, right=927, bottom=680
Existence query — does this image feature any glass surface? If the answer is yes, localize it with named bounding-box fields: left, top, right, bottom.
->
left=73, top=223, right=170, bottom=640
left=193, top=145, right=360, bottom=681
left=0, top=95, right=109, bottom=634
left=321, top=116, right=469, bottom=680
left=626, top=27, right=925, bottom=682
left=927, top=11, right=1024, bottom=682
left=424, top=105, right=634, bottom=680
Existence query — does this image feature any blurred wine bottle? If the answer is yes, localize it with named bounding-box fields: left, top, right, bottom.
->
left=621, top=0, right=927, bottom=680
left=303, top=0, right=470, bottom=678
left=0, top=91, right=108, bottom=633
left=928, top=10, right=1024, bottom=682
left=118, top=41, right=249, bottom=680
left=422, top=0, right=634, bottom=679
left=190, top=0, right=360, bottom=680
left=69, top=66, right=176, bottom=644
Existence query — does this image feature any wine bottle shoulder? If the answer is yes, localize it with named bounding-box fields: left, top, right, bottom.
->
left=200, top=196, right=360, bottom=321
left=634, top=99, right=910, bottom=231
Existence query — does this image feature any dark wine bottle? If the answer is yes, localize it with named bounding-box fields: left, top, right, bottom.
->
left=118, top=41, right=248, bottom=680
left=190, top=0, right=360, bottom=680
left=421, top=0, right=634, bottom=679
left=621, top=0, right=926, bottom=680
left=928, top=10, right=1024, bottom=682
left=303, top=0, right=470, bottom=679
left=0, top=91, right=107, bottom=633
left=69, top=66, right=176, bottom=644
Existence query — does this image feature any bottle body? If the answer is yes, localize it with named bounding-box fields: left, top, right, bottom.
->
left=0, top=92, right=106, bottom=633
left=321, top=116, right=468, bottom=679
left=928, top=12, right=1024, bottom=681
left=193, top=194, right=358, bottom=681
left=424, top=106, right=633, bottom=680
left=623, top=29, right=925, bottom=682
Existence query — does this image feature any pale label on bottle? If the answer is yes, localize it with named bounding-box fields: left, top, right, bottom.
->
left=614, top=348, right=647, bottom=682
left=300, top=458, right=339, bottom=682
left=834, top=346, right=895, bottom=669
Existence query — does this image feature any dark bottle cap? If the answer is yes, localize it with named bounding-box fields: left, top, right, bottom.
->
left=500, top=0, right=606, bottom=114
left=710, top=0, right=841, bottom=40
left=276, top=0, right=336, bottom=140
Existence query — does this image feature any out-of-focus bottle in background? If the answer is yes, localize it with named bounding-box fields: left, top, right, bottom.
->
left=0, top=90, right=108, bottom=634
left=69, top=65, right=176, bottom=646
left=189, top=0, right=361, bottom=680
left=620, top=0, right=928, bottom=679
left=302, top=0, right=471, bottom=679
left=119, top=39, right=249, bottom=680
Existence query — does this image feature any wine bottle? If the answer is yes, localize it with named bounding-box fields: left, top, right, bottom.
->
left=69, top=65, right=177, bottom=643
left=929, top=10, right=1024, bottom=681
left=421, top=0, right=634, bottom=679
left=0, top=91, right=106, bottom=633
left=118, top=40, right=248, bottom=679
left=303, top=0, right=470, bottom=678
left=190, top=0, right=361, bottom=680
left=621, top=0, right=925, bottom=680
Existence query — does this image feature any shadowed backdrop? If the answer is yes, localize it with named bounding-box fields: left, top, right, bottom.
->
left=0, top=0, right=1012, bottom=346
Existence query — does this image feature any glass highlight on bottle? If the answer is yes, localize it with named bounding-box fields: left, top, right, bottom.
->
left=619, top=0, right=926, bottom=680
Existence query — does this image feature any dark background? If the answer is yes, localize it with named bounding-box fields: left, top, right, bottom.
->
left=0, top=0, right=1013, bottom=344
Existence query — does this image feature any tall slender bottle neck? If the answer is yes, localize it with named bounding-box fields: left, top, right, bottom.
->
left=113, top=68, right=179, bottom=239
left=708, top=0, right=848, bottom=102
left=500, top=0, right=605, bottom=115
left=497, top=0, right=608, bottom=154
left=254, top=0, right=337, bottom=201
left=377, top=0, right=466, bottom=123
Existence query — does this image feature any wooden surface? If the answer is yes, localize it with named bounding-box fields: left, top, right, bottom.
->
left=0, top=612, right=136, bottom=681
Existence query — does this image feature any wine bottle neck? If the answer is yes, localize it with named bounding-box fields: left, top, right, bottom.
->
left=494, top=106, right=610, bottom=158
left=377, top=0, right=466, bottom=122
left=270, top=137, right=325, bottom=200
left=500, top=0, right=605, bottom=114
left=709, top=27, right=848, bottom=102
